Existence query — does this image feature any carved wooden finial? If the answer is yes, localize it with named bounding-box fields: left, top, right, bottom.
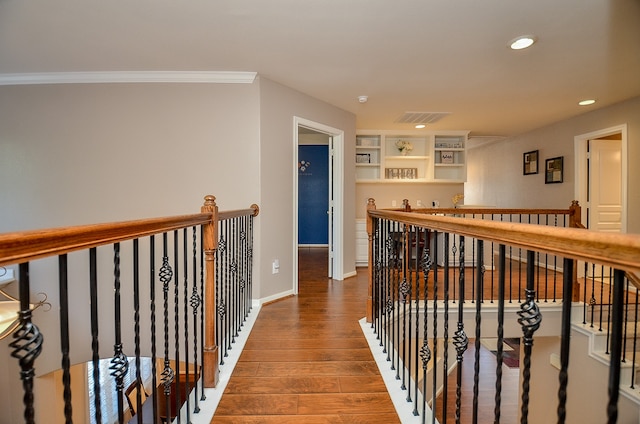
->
left=571, top=200, right=580, bottom=207
left=203, top=195, right=217, bottom=207
left=367, top=198, right=376, bottom=208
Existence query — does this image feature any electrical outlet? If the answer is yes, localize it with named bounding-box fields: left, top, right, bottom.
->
left=272, top=259, right=280, bottom=274
left=417, top=200, right=423, bottom=207
left=391, top=200, right=397, bottom=207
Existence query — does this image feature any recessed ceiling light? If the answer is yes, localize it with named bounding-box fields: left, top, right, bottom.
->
left=415, top=124, right=426, bottom=129
left=578, top=99, right=596, bottom=106
left=509, top=35, right=536, bottom=50
left=358, top=95, right=368, bottom=103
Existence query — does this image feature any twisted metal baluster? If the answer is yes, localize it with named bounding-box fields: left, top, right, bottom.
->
left=412, top=227, right=421, bottom=416
left=109, top=243, right=129, bottom=423
left=59, top=255, right=73, bottom=424
left=556, top=258, right=574, bottom=423
left=173, top=231, right=182, bottom=420
left=399, top=227, right=411, bottom=390
left=191, top=227, right=202, bottom=413
left=88, top=248, right=102, bottom=424
left=472, top=240, right=485, bottom=424
left=160, top=234, right=175, bottom=420
left=9, top=263, right=43, bottom=424
left=199, top=226, right=207, bottom=402
left=431, top=230, right=439, bottom=424
left=182, top=228, right=191, bottom=423
left=606, top=270, right=626, bottom=423
left=454, top=237, right=468, bottom=424
left=150, top=235, right=160, bottom=420
left=442, top=233, right=451, bottom=424
left=494, top=245, right=506, bottom=424
left=420, top=241, right=433, bottom=421
left=518, top=251, right=542, bottom=424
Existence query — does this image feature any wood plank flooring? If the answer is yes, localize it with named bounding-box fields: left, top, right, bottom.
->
left=211, top=247, right=400, bottom=423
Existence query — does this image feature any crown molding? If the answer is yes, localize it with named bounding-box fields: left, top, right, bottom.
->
left=0, top=71, right=257, bottom=86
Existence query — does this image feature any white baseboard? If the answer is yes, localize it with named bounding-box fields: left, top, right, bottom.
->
left=252, top=289, right=295, bottom=308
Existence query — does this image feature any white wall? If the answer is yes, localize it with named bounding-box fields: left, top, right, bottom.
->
left=258, top=77, right=357, bottom=300
left=466, top=96, right=640, bottom=233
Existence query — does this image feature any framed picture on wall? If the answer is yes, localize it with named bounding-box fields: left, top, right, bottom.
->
left=523, top=150, right=539, bottom=175
left=545, top=156, right=563, bottom=184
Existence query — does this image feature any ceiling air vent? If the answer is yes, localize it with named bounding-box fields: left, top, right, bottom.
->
left=395, top=112, right=450, bottom=125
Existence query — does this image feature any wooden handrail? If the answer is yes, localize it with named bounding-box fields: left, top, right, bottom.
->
left=218, top=204, right=260, bottom=221
left=0, top=213, right=213, bottom=267
left=368, top=209, right=640, bottom=275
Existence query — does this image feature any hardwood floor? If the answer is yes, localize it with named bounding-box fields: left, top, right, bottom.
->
left=211, top=247, right=400, bottom=423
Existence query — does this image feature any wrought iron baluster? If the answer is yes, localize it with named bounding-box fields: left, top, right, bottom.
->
left=89, top=248, right=102, bottom=424
left=160, top=233, right=175, bottom=422
left=199, top=226, right=207, bottom=402
left=399, top=225, right=410, bottom=389
left=58, top=255, right=73, bottom=424
left=182, top=228, right=192, bottom=423
left=133, top=240, right=144, bottom=422
left=633, top=287, right=639, bottom=390
left=494, top=245, right=506, bottom=424
left=191, top=227, right=201, bottom=413
left=472, top=240, right=484, bottom=424
left=173, top=230, right=182, bottom=422
left=607, top=269, right=626, bottom=423
left=431, top=229, right=439, bottom=424
left=9, top=262, right=43, bottom=424
left=518, top=250, right=542, bottom=424
left=412, top=227, right=421, bottom=417
left=556, top=258, right=574, bottom=423
left=150, top=235, right=160, bottom=422
left=441, top=233, right=451, bottom=424
left=454, top=236, right=468, bottom=424
left=420, top=236, right=433, bottom=422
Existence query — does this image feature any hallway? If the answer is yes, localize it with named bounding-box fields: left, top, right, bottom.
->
left=211, top=247, right=400, bottom=423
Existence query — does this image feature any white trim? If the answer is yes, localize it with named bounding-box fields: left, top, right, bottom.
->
left=574, top=124, right=628, bottom=233
left=0, top=71, right=257, bottom=86
left=342, top=270, right=358, bottom=279
left=187, top=304, right=261, bottom=424
left=252, top=290, right=295, bottom=308
left=293, top=117, right=345, bottom=293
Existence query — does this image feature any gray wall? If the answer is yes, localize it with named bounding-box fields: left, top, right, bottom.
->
left=466, top=95, right=640, bottom=233
left=0, top=78, right=357, bottom=422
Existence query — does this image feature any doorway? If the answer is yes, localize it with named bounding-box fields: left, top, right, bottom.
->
left=293, top=117, right=344, bottom=294
left=574, top=124, right=627, bottom=233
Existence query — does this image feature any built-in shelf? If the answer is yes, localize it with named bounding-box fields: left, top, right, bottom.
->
left=356, top=130, right=469, bottom=182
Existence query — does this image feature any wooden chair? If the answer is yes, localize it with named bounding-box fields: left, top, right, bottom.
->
left=125, top=378, right=149, bottom=417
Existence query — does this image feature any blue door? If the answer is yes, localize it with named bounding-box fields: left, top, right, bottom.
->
left=298, top=145, right=329, bottom=245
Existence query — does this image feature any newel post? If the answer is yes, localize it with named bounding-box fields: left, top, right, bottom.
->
left=202, top=195, right=220, bottom=387
left=366, top=198, right=376, bottom=323
left=569, top=200, right=582, bottom=301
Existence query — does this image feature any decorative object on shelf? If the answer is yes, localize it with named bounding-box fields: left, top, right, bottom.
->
left=440, top=151, right=454, bottom=164
left=385, top=167, right=418, bottom=179
left=523, top=150, right=539, bottom=175
left=545, top=156, right=563, bottom=184
left=395, top=139, right=413, bottom=156
left=452, top=193, right=464, bottom=208
left=356, top=153, right=371, bottom=164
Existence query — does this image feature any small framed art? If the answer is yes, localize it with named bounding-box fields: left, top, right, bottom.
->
left=523, top=150, right=538, bottom=175
left=545, top=156, right=563, bottom=184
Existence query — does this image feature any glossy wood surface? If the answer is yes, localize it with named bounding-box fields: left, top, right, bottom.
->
left=212, top=247, right=400, bottom=423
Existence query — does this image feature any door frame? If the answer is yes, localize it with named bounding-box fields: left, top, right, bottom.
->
left=574, top=123, right=628, bottom=232
left=293, top=117, right=345, bottom=294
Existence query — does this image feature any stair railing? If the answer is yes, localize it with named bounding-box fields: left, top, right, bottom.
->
left=0, top=195, right=258, bottom=424
left=366, top=198, right=640, bottom=423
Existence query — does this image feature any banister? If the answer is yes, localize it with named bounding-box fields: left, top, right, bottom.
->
left=367, top=209, right=640, bottom=275
left=0, top=213, right=213, bottom=267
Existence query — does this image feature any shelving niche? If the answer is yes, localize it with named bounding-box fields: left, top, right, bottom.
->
left=356, top=130, right=468, bottom=183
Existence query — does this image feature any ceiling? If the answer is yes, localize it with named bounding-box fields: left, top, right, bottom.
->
left=1, top=0, right=639, bottom=137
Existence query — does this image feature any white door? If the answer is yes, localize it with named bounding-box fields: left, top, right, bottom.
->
left=589, top=138, right=622, bottom=233
left=587, top=137, right=622, bottom=278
